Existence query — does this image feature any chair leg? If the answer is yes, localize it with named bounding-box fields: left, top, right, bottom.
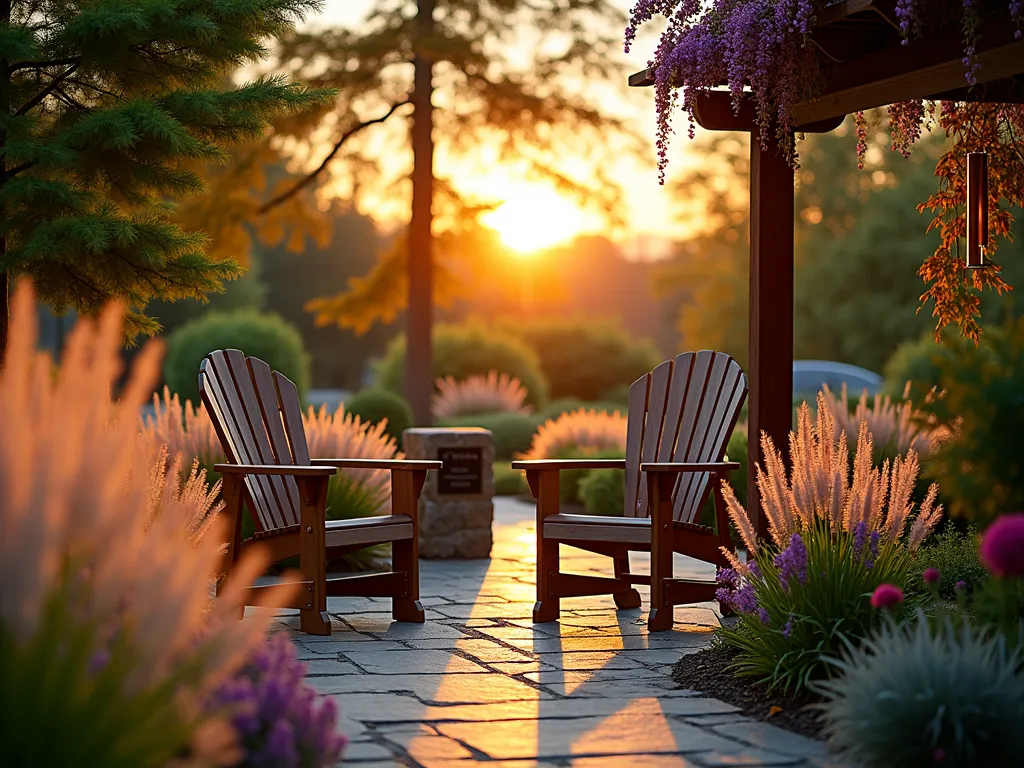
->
left=298, top=476, right=331, bottom=636
left=392, top=538, right=425, bottom=623
left=217, top=474, right=246, bottom=621
left=534, top=537, right=561, bottom=622
left=612, top=555, right=642, bottom=610
left=391, top=469, right=425, bottom=623
left=648, top=473, right=675, bottom=632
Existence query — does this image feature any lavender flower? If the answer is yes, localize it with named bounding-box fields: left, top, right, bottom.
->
left=782, top=614, right=795, bottom=638
left=774, top=533, right=808, bottom=591
left=210, top=633, right=346, bottom=767
left=731, top=583, right=759, bottom=614
left=757, top=607, right=770, bottom=625
left=864, top=530, right=880, bottom=570
left=716, top=567, right=739, bottom=588
left=852, top=521, right=868, bottom=559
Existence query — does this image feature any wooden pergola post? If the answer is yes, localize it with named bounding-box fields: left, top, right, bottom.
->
left=747, top=130, right=795, bottom=532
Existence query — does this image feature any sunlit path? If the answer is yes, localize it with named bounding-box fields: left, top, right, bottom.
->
left=274, top=498, right=841, bottom=767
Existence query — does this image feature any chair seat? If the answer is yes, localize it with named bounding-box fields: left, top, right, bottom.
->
left=543, top=513, right=713, bottom=544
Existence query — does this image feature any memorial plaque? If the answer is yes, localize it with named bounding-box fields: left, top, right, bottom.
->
left=437, top=447, right=483, bottom=495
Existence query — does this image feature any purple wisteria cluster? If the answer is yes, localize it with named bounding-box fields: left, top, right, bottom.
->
left=210, top=633, right=346, bottom=768
left=626, top=0, right=1024, bottom=179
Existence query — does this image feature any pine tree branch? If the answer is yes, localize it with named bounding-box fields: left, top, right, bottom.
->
left=17, top=64, right=79, bottom=115
left=257, top=98, right=412, bottom=214
left=6, top=161, right=36, bottom=177
left=10, top=56, right=80, bottom=74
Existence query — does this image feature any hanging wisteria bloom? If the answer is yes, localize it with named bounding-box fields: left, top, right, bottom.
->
left=625, top=0, right=1024, bottom=179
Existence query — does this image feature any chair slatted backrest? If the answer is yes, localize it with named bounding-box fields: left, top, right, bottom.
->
left=199, top=350, right=312, bottom=533
left=623, top=351, right=747, bottom=523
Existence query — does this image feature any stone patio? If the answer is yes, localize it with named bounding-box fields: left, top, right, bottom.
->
left=272, top=498, right=844, bottom=767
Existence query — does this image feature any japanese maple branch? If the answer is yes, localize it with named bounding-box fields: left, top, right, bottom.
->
left=257, top=98, right=411, bottom=214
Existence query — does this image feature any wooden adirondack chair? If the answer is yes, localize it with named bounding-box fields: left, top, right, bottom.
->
left=512, top=351, right=747, bottom=632
left=200, top=349, right=441, bottom=636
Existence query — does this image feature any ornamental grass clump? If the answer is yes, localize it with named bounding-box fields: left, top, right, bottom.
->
left=817, top=614, right=1024, bottom=767
left=714, top=393, right=943, bottom=693
left=432, top=370, right=533, bottom=419
left=0, top=283, right=284, bottom=766
left=820, top=383, right=940, bottom=459
left=519, top=408, right=627, bottom=460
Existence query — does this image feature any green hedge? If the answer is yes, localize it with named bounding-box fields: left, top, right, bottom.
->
left=164, top=310, right=309, bottom=405
left=499, top=318, right=661, bottom=402
left=579, top=468, right=625, bottom=516
left=440, top=412, right=542, bottom=461
left=343, top=389, right=413, bottom=446
left=372, top=323, right=549, bottom=407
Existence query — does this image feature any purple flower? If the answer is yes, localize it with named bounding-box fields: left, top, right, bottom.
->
left=757, top=607, right=770, bottom=625
left=210, top=633, right=346, bottom=766
left=782, top=614, right=795, bottom=638
left=747, top=560, right=762, bottom=580
left=88, top=649, right=110, bottom=676
left=980, top=513, right=1024, bottom=578
left=852, top=521, right=867, bottom=558
left=731, top=583, right=759, bottom=614
left=773, top=533, right=808, bottom=591
left=716, top=567, right=738, bottom=587
left=955, top=580, right=968, bottom=592
left=864, top=530, right=880, bottom=570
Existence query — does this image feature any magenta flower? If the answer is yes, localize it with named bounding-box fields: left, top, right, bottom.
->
left=870, top=584, right=905, bottom=609
left=980, top=513, right=1024, bottom=578
left=923, top=568, right=941, bottom=586
left=955, top=580, right=967, bottom=592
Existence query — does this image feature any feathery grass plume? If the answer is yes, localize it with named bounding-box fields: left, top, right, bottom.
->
left=821, top=383, right=939, bottom=457
left=432, top=370, right=533, bottom=419
left=141, top=386, right=226, bottom=469
left=519, top=408, right=627, bottom=460
left=721, top=392, right=942, bottom=560
left=304, top=404, right=401, bottom=519
left=0, top=282, right=288, bottom=766
left=142, top=443, right=223, bottom=546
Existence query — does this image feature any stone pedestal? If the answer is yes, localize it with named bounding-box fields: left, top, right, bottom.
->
left=402, top=427, right=494, bottom=559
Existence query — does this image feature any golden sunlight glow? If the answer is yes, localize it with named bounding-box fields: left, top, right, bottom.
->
left=482, top=188, right=594, bottom=254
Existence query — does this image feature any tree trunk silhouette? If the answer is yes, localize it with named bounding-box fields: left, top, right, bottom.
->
left=405, top=0, right=435, bottom=425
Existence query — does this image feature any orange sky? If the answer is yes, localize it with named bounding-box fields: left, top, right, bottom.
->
left=302, top=1, right=701, bottom=258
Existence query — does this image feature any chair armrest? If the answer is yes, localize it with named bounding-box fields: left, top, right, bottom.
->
left=311, top=458, right=442, bottom=471
left=214, top=464, right=337, bottom=477
left=640, top=461, right=741, bottom=474
left=511, top=459, right=627, bottom=471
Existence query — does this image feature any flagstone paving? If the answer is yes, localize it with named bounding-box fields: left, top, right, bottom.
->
left=272, top=498, right=845, bottom=767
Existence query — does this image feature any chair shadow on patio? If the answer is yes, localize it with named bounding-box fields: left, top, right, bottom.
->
left=269, top=498, right=835, bottom=767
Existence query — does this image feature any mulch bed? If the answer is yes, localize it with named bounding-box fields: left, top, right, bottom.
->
left=672, top=645, right=827, bottom=740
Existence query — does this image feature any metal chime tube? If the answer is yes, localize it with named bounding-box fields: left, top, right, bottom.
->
left=966, top=152, right=988, bottom=268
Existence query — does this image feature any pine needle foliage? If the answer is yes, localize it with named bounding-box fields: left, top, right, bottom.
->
left=0, top=0, right=331, bottom=340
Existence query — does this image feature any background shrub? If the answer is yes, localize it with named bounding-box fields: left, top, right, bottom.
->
left=579, top=468, right=625, bottom=516
left=493, top=462, right=529, bottom=496
left=499, top=318, right=661, bottom=402
left=911, top=524, right=987, bottom=599
left=538, top=398, right=624, bottom=420
left=439, top=412, right=542, bottom=461
left=818, top=615, right=1024, bottom=767
left=343, top=389, right=413, bottom=446
left=373, top=323, right=549, bottom=407
left=164, top=310, right=310, bottom=406
left=882, top=330, right=969, bottom=402
left=914, top=317, right=1024, bottom=525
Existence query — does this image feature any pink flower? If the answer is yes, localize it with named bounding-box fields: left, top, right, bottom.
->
left=870, top=584, right=905, bottom=609
left=980, top=514, right=1024, bottom=578
left=923, top=568, right=940, bottom=586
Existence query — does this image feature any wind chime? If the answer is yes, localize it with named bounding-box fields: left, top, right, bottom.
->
left=966, top=151, right=988, bottom=268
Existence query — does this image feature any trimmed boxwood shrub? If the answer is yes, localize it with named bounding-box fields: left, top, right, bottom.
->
left=440, top=412, right=542, bottom=461
left=343, top=389, right=413, bottom=445
left=579, top=467, right=625, bottom=517
left=164, top=310, right=310, bottom=405
left=372, top=323, right=550, bottom=407
left=499, top=318, right=661, bottom=402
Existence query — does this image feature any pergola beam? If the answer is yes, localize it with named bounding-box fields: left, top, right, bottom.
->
left=692, top=92, right=845, bottom=133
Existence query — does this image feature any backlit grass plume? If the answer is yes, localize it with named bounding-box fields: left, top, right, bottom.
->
left=433, top=370, right=533, bottom=419
left=519, top=407, right=626, bottom=460
left=0, top=283, right=284, bottom=767
left=820, top=382, right=940, bottom=458
left=143, top=387, right=224, bottom=471
left=721, top=391, right=943, bottom=569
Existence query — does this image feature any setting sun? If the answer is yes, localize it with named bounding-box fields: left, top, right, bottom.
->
left=482, top=188, right=595, bottom=254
